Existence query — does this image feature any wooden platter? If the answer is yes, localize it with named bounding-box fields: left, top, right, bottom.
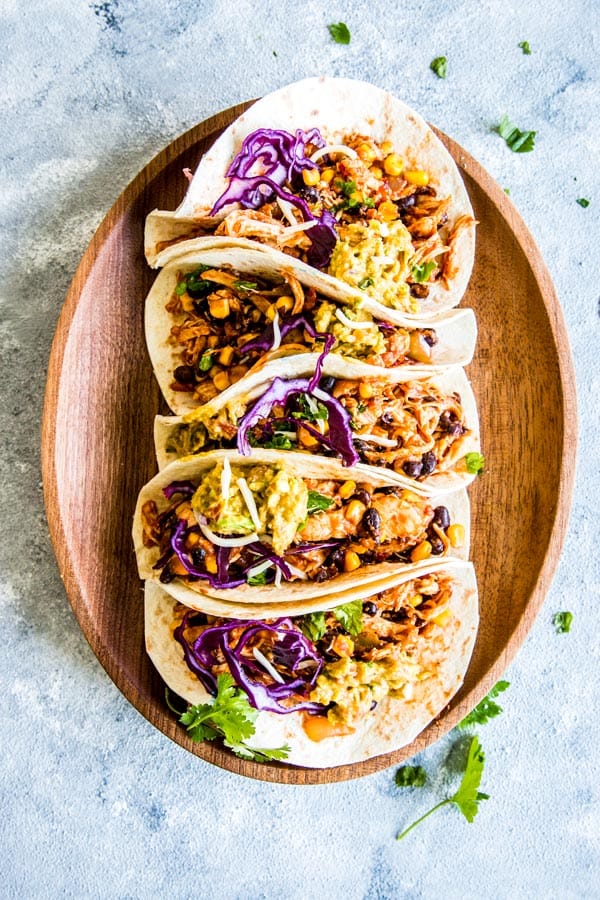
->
left=41, top=102, right=577, bottom=783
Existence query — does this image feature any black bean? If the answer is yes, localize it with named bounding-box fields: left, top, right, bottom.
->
left=421, top=451, right=437, bottom=476
left=298, top=186, right=319, bottom=203
left=422, top=329, right=438, bottom=347
left=410, top=283, right=430, bottom=299
left=379, top=486, right=402, bottom=496
left=403, top=459, right=423, bottom=478
left=433, top=506, right=450, bottom=530
left=395, top=193, right=416, bottom=211
left=361, top=507, right=381, bottom=541
left=354, top=489, right=371, bottom=506
left=159, top=566, right=175, bottom=584
left=189, top=612, right=208, bottom=626
left=191, top=547, right=205, bottom=566
left=173, top=365, right=196, bottom=385
left=329, top=548, right=346, bottom=571
left=353, top=440, right=369, bottom=455
left=381, top=410, right=395, bottom=424
left=318, top=375, right=336, bottom=393
left=430, top=537, right=445, bottom=555
left=362, top=601, right=378, bottom=616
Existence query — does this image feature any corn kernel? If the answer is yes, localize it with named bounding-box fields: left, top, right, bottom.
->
left=302, top=167, right=320, bottom=186
left=358, top=382, right=375, bottom=400
left=447, top=523, right=465, bottom=548
left=331, top=634, right=355, bottom=657
left=411, top=540, right=432, bottom=563
left=208, top=294, right=230, bottom=318
left=404, top=169, right=430, bottom=186
left=205, top=556, right=218, bottom=574
left=378, top=200, right=399, bottom=222
left=171, top=558, right=189, bottom=576
left=338, top=480, right=356, bottom=500
left=408, top=594, right=423, bottom=608
left=343, top=550, right=361, bottom=573
left=298, top=425, right=320, bottom=448
left=344, top=499, right=367, bottom=525
left=265, top=304, right=277, bottom=321
left=321, top=167, right=335, bottom=184
left=357, top=142, right=377, bottom=163
left=380, top=141, right=394, bottom=156
left=218, top=345, right=235, bottom=366
left=384, top=153, right=404, bottom=176
left=349, top=190, right=364, bottom=204
left=432, top=609, right=452, bottom=627
left=207, top=335, right=219, bottom=348
left=401, top=490, right=422, bottom=504
left=275, top=295, right=294, bottom=312
left=212, top=370, right=230, bottom=392
left=229, top=364, right=249, bottom=382
left=369, top=165, right=383, bottom=180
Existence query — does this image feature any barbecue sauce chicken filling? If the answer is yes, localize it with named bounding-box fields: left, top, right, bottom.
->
left=141, top=462, right=465, bottom=591
left=167, top=265, right=440, bottom=404
left=158, top=129, right=475, bottom=314
left=171, top=571, right=459, bottom=734
left=167, top=375, right=471, bottom=483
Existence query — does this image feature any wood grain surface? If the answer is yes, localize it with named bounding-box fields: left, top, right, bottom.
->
left=41, top=102, right=577, bottom=783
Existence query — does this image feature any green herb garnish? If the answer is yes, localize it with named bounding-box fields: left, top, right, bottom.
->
left=496, top=114, right=536, bottom=153
left=180, top=673, right=290, bottom=762
left=333, top=600, right=363, bottom=636
left=464, top=452, right=485, bottom=475
left=307, top=490, right=335, bottom=516
left=198, top=353, right=214, bottom=372
left=458, top=681, right=510, bottom=729
left=576, top=198, right=590, bottom=208
left=503, top=187, right=511, bottom=195
left=430, top=56, right=447, bottom=79
left=299, top=611, right=327, bottom=642
left=358, top=277, right=374, bottom=290
left=397, top=735, right=489, bottom=839
left=553, top=611, right=573, bottom=634
left=292, top=393, right=329, bottom=423
left=233, top=280, right=259, bottom=291
left=395, top=765, right=427, bottom=788
left=247, top=571, right=268, bottom=586
left=328, top=22, right=350, bottom=44
left=518, top=41, right=531, bottom=54
left=411, top=261, right=437, bottom=284
left=263, top=432, right=293, bottom=450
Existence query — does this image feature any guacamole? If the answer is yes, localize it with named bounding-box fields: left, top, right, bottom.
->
left=313, top=301, right=386, bottom=360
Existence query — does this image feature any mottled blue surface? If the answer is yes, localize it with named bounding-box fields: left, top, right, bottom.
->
left=1, top=1, right=599, bottom=897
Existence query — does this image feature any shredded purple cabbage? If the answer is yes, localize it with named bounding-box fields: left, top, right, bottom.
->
left=163, top=481, right=196, bottom=500
left=169, top=519, right=246, bottom=589
left=239, top=312, right=330, bottom=356
left=174, top=614, right=325, bottom=714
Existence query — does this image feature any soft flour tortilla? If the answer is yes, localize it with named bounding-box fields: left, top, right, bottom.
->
left=144, top=244, right=477, bottom=416
left=133, top=449, right=471, bottom=606
left=145, top=77, right=476, bottom=319
left=153, top=363, right=480, bottom=494
left=144, top=559, right=479, bottom=768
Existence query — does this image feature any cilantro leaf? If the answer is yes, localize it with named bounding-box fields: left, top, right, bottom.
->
left=503, top=187, right=511, bottom=195
left=263, top=432, right=293, bottom=450
left=178, top=674, right=289, bottom=762
left=333, top=600, right=364, bottom=636
left=307, top=490, right=335, bottom=516
left=247, top=571, right=268, bottom=586
left=397, top=735, right=489, bottom=840
left=553, top=611, right=573, bottom=634
left=458, top=680, right=510, bottom=728
left=358, top=277, right=374, bottom=290
left=430, top=56, right=447, bottom=79
left=299, top=611, right=327, bottom=642
left=411, top=260, right=437, bottom=284
left=328, top=22, right=350, bottom=44
left=395, top=765, right=427, bottom=787
left=577, top=198, right=590, bottom=208
left=518, top=41, right=531, bottom=54
left=496, top=114, right=536, bottom=153
left=464, top=451, right=485, bottom=474
left=292, top=393, right=329, bottom=423
left=233, top=280, right=258, bottom=291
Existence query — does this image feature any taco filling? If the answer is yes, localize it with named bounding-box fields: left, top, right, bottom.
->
left=170, top=570, right=460, bottom=732
left=166, top=264, right=441, bottom=404
left=203, top=128, right=474, bottom=313
left=140, top=460, right=465, bottom=591
left=167, top=375, right=471, bottom=482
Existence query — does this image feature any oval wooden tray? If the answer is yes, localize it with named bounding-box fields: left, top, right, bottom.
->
left=42, top=102, right=577, bottom=783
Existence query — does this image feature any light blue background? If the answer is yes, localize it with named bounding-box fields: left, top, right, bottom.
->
left=1, top=1, right=598, bottom=897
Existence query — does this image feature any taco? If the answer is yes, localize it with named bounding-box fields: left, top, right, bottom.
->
left=154, top=364, right=480, bottom=493
left=144, top=558, right=478, bottom=767
left=144, top=246, right=477, bottom=416
left=145, top=77, right=476, bottom=320
left=133, top=449, right=470, bottom=606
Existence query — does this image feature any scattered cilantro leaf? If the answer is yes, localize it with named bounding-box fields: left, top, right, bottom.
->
left=411, top=260, right=437, bottom=284
left=395, top=765, right=427, bottom=787
left=335, top=178, right=357, bottom=197
left=518, top=41, right=531, bottom=54
left=233, top=280, right=259, bottom=291
left=577, top=198, right=590, bottom=208
left=397, top=735, right=489, bottom=839
left=553, top=611, right=573, bottom=634
left=358, top=277, right=374, bottom=290
left=307, top=490, right=335, bottom=516
left=465, top=452, right=485, bottom=474
left=496, top=114, right=536, bottom=153
left=328, top=22, right=350, bottom=44
left=430, top=56, right=447, bottom=79
left=458, top=680, right=510, bottom=728
left=292, top=393, right=329, bottom=423
left=503, top=187, right=511, bottom=195
left=272, top=50, right=278, bottom=58
left=356, top=402, right=367, bottom=414
left=247, top=571, right=268, bottom=586
left=299, top=611, right=327, bottom=642
left=227, top=742, right=291, bottom=762
left=263, top=432, right=293, bottom=450
left=333, top=600, right=364, bottom=636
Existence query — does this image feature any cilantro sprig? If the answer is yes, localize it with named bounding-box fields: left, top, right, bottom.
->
left=495, top=114, right=536, bottom=153
left=178, top=674, right=290, bottom=763
left=397, top=735, right=489, bottom=840
left=458, top=680, right=510, bottom=729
